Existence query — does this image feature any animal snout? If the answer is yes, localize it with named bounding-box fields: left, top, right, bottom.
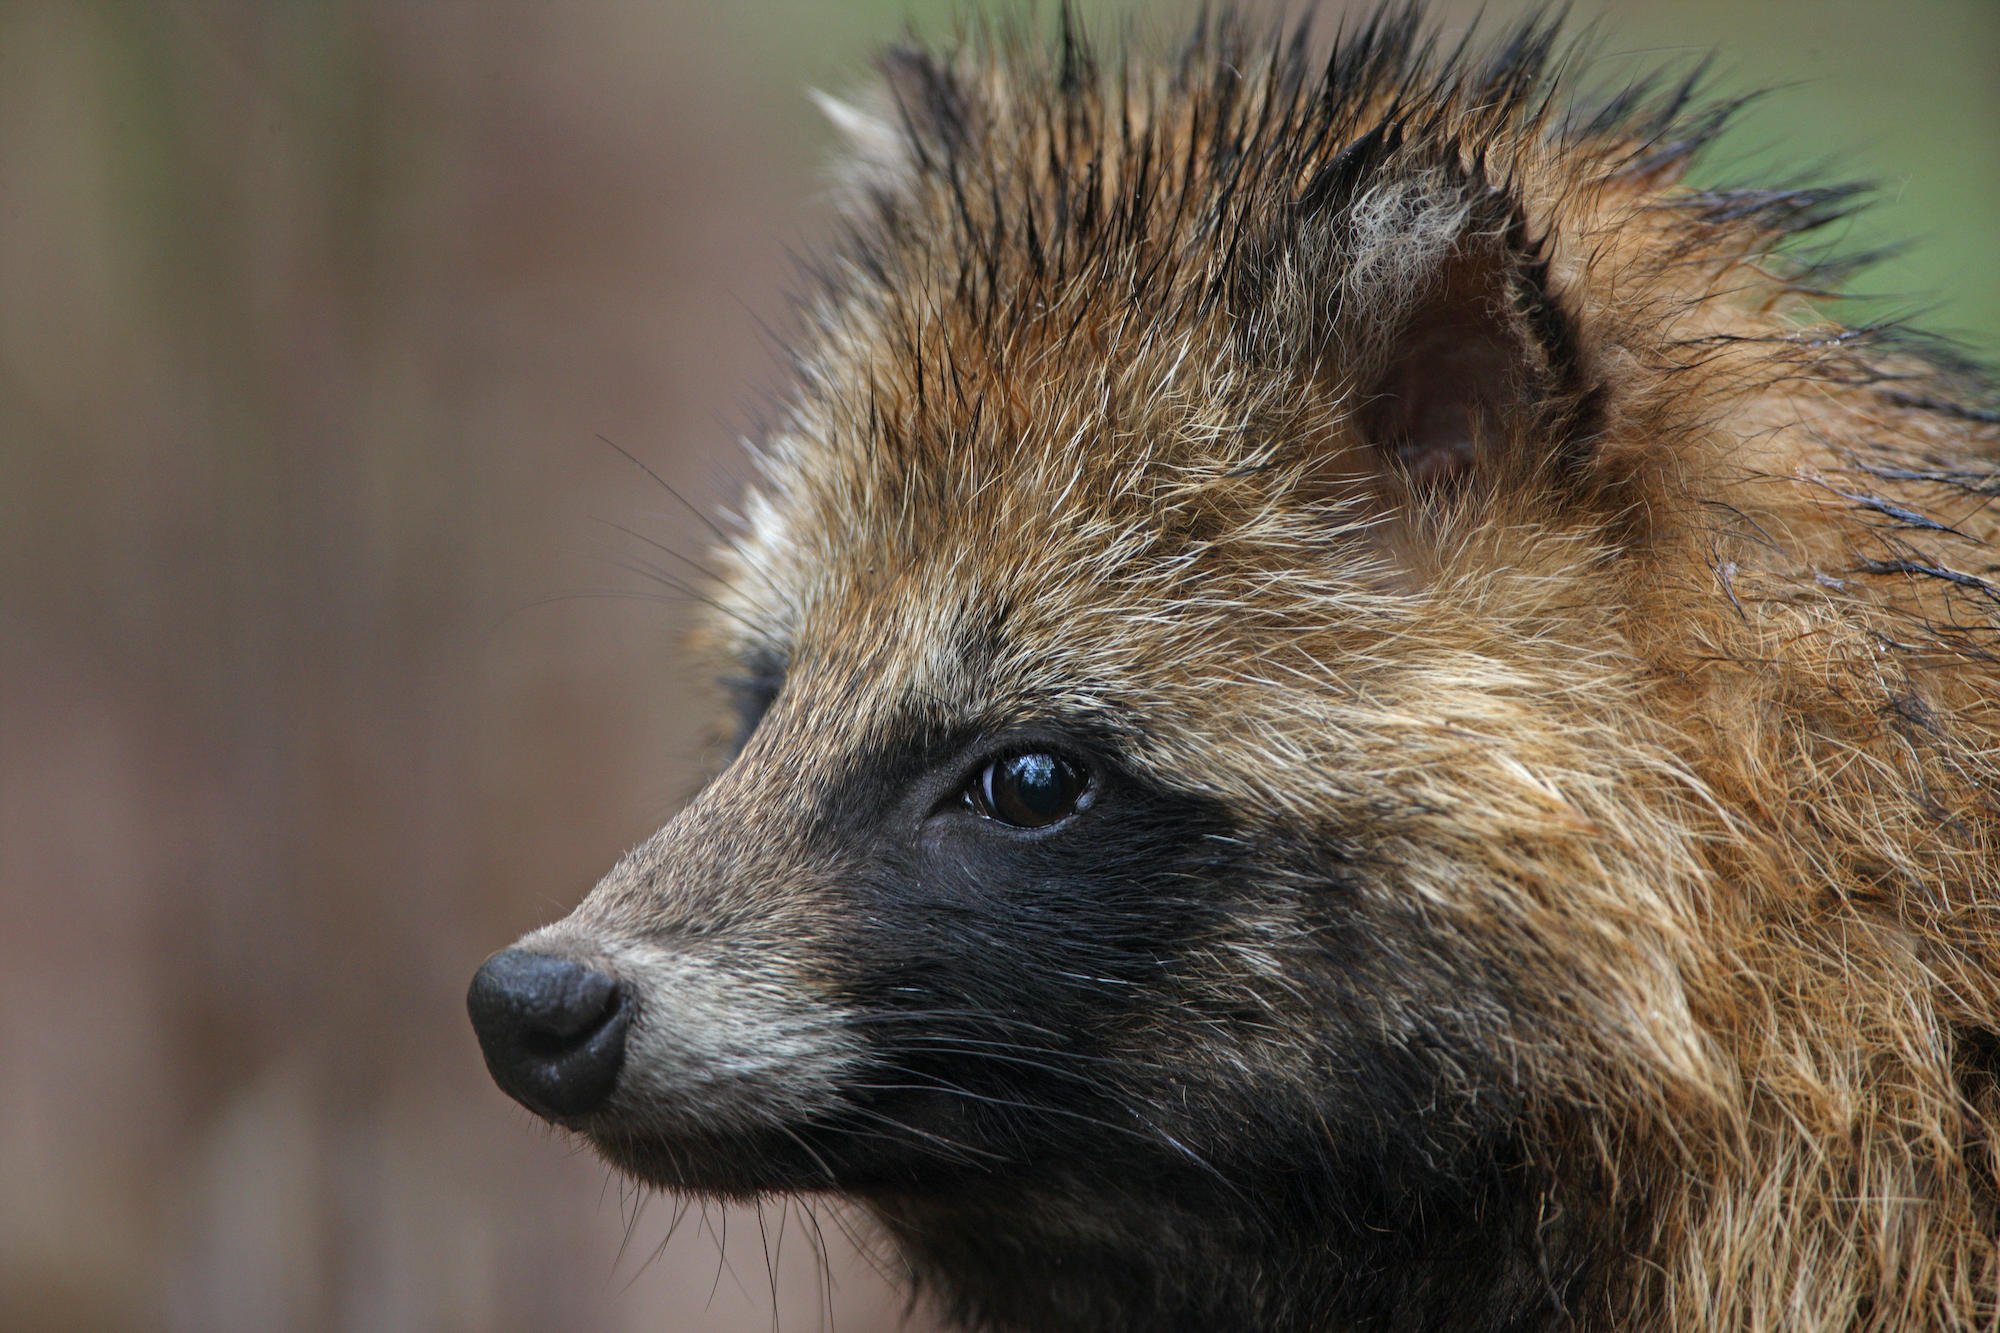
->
left=467, top=948, right=631, bottom=1120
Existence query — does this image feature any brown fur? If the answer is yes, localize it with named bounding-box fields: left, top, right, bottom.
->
left=484, top=8, right=2000, bottom=1330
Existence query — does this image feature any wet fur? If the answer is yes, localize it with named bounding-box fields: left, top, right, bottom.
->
left=522, top=6, right=2000, bottom=1330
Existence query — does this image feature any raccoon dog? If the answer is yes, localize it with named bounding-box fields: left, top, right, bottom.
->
left=469, top=7, right=2000, bottom=1330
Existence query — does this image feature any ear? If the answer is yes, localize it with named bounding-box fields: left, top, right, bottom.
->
left=1244, top=123, right=1595, bottom=493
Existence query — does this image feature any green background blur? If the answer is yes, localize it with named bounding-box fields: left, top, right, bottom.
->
left=2, top=3, right=1994, bottom=1331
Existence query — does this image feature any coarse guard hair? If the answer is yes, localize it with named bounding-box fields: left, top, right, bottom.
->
left=469, top=6, right=2000, bottom=1331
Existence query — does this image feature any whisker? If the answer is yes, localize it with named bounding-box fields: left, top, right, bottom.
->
left=774, top=1121, right=841, bottom=1189
left=878, top=1032, right=1182, bottom=1077
left=593, top=514, right=731, bottom=586
left=612, top=1181, right=650, bottom=1274
left=853, top=1071, right=1247, bottom=1202
left=596, top=553, right=766, bottom=634
left=830, top=1104, right=1004, bottom=1166
left=596, top=432, right=729, bottom=543
left=791, top=1198, right=836, bottom=1333
left=755, top=1199, right=780, bottom=1333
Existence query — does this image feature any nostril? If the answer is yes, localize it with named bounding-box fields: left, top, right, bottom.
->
left=467, top=948, right=632, bottom=1120
left=521, top=1019, right=599, bottom=1058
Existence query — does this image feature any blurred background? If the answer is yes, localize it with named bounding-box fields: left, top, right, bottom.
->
left=1, top=1, right=1994, bottom=1330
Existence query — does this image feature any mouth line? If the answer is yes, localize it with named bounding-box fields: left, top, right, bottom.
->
left=583, top=1118, right=898, bottom=1197
left=574, top=1089, right=1024, bottom=1197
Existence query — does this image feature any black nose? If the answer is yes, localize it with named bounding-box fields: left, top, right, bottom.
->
left=467, top=949, right=631, bottom=1120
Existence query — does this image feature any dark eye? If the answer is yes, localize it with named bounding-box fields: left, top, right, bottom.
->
left=965, top=752, right=1090, bottom=828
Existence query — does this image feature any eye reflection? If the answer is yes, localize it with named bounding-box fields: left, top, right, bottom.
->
left=965, top=751, right=1089, bottom=828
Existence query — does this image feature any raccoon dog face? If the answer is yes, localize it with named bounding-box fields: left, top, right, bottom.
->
left=469, top=8, right=2000, bottom=1332
left=466, top=5, right=1702, bottom=1310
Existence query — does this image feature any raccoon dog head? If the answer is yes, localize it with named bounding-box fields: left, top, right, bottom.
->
left=467, top=8, right=1989, bottom=1331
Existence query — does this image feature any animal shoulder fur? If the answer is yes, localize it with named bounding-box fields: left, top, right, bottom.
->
left=472, top=7, right=2000, bottom=1331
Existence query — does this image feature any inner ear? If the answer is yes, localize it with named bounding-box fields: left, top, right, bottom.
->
left=1237, top=130, right=1596, bottom=503
left=1355, top=238, right=1548, bottom=491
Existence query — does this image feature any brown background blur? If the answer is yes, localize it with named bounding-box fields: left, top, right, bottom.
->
left=2, top=2, right=1995, bottom=1331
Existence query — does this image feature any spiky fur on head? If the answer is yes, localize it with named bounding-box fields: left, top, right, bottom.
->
left=509, top=7, right=2000, bottom=1330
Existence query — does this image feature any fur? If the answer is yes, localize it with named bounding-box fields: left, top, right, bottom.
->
left=491, top=7, right=2000, bottom=1330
